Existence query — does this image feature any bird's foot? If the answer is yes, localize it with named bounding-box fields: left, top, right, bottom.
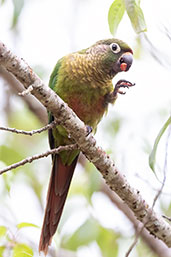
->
left=105, top=80, right=135, bottom=104
left=114, top=79, right=135, bottom=96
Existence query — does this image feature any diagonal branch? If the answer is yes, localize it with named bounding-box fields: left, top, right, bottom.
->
left=0, top=40, right=171, bottom=248
left=101, top=184, right=171, bottom=257
left=125, top=115, right=171, bottom=256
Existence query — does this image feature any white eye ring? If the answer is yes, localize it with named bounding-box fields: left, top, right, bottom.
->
left=110, top=43, right=121, bottom=53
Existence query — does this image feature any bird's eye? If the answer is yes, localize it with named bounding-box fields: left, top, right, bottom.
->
left=110, top=43, right=121, bottom=53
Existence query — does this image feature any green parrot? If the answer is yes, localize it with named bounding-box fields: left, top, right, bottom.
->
left=39, top=38, right=133, bottom=254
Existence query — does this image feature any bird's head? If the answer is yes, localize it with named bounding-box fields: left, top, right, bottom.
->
left=87, top=38, right=133, bottom=79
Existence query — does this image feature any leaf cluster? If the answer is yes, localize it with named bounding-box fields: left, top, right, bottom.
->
left=108, top=0, right=147, bottom=35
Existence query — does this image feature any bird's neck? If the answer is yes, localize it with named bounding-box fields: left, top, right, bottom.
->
left=66, top=52, right=114, bottom=87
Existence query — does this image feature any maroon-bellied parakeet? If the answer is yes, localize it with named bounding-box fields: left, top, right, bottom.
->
left=39, top=38, right=134, bottom=254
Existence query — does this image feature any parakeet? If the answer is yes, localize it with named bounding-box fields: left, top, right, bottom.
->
left=39, top=38, right=133, bottom=254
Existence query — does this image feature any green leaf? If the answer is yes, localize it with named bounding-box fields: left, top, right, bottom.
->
left=137, top=240, right=156, bottom=257
left=13, top=243, right=33, bottom=257
left=17, top=222, right=39, bottom=230
left=108, top=0, right=125, bottom=35
left=0, top=145, right=23, bottom=166
left=12, top=0, right=25, bottom=28
left=133, top=36, right=142, bottom=59
left=8, top=108, right=41, bottom=132
left=86, top=165, right=101, bottom=200
left=149, top=116, right=171, bottom=172
left=0, top=246, right=5, bottom=257
left=97, top=227, right=119, bottom=257
left=104, top=117, right=122, bottom=136
left=124, top=0, right=147, bottom=33
left=3, top=173, right=13, bottom=193
left=0, top=226, right=7, bottom=238
left=62, top=218, right=100, bottom=251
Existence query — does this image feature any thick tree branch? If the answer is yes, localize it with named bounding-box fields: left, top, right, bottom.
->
left=101, top=184, right=171, bottom=257
left=125, top=124, right=171, bottom=256
left=0, top=40, right=171, bottom=248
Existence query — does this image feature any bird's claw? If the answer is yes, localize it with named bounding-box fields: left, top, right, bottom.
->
left=114, top=79, right=135, bottom=96
left=86, top=125, right=92, bottom=136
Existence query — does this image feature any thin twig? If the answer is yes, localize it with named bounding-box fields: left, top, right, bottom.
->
left=125, top=224, right=144, bottom=257
left=0, top=144, right=78, bottom=175
left=125, top=123, right=171, bottom=257
left=162, top=215, right=171, bottom=222
left=135, top=173, right=171, bottom=196
left=151, top=122, right=171, bottom=209
left=18, top=85, right=33, bottom=96
left=0, top=120, right=58, bottom=136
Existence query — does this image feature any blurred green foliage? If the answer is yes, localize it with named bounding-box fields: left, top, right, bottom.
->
left=0, top=0, right=5, bottom=5
left=13, top=243, right=33, bottom=257
left=62, top=217, right=119, bottom=257
left=11, top=0, right=25, bottom=28
left=0, top=226, right=7, bottom=238
left=0, top=103, right=124, bottom=256
left=137, top=240, right=157, bottom=257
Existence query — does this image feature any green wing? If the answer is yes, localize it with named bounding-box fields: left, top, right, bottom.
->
left=48, top=58, right=79, bottom=165
left=49, top=58, right=62, bottom=90
left=48, top=58, right=62, bottom=123
left=48, top=58, right=62, bottom=149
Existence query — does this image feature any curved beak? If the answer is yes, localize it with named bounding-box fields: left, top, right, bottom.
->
left=114, top=52, right=133, bottom=73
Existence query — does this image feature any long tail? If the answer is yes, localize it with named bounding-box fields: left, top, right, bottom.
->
left=39, top=154, right=78, bottom=255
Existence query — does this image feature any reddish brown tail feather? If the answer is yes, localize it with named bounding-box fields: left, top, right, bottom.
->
left=39, top=154, right=78, bottom=255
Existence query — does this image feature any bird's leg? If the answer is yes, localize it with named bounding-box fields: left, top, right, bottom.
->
left=106, top=79, right=135, bottom=104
